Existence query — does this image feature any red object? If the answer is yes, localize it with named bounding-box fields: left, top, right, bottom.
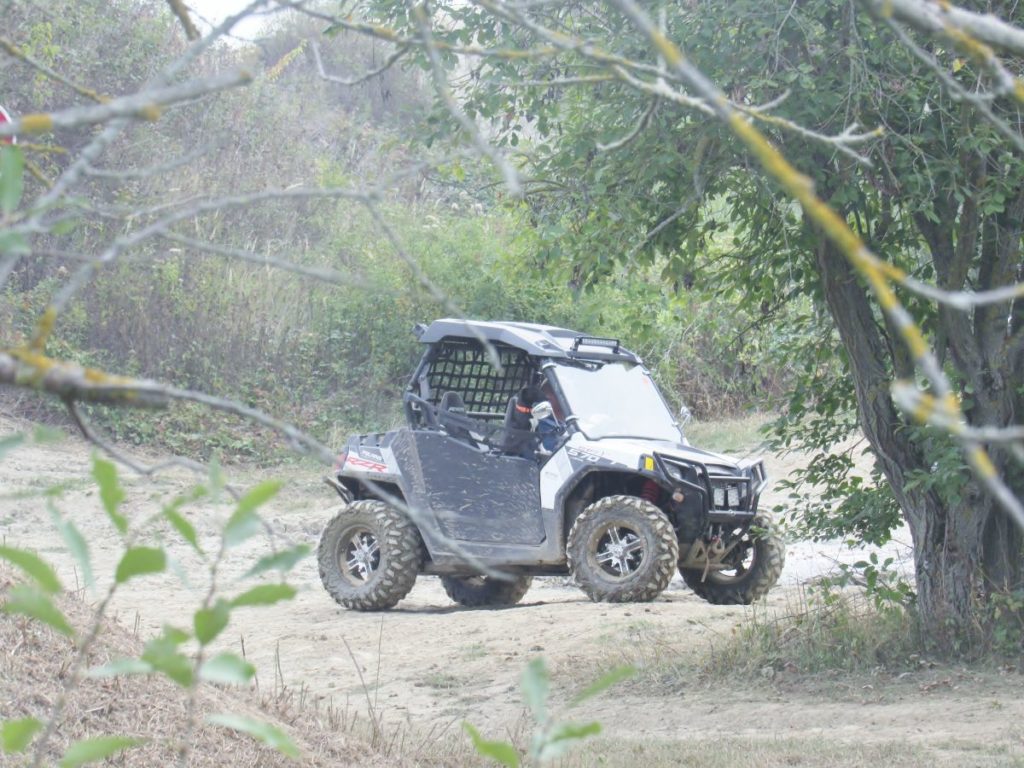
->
left=641, top=479, right=661, bottom=505
left=0, top=104, right=15, bottom=145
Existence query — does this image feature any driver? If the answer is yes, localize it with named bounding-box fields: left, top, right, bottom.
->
left=503, top=384, right=564, bottom=458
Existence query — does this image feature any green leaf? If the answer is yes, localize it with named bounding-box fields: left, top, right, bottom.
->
left=164, top=507, right=202, bottom=555
left=59, top=735, right=144, bottom=767
left=538, top=721, right=602, bottom=761
left=91, top=456, right=126, bottom=535
left=236, top=480, right=282, bottom=516
left=0, top=231, right=30, bottom=256
left=1, top=145, right=24, bottom=215
left=207, top=714, right=299, bottom=759
left=115, top=547, right=166, bottom=584
left=142, top=627, right=192, bottom=687
left=243, top=544, right=310, bottom=578
left=87, top=658, right=153, bottom=678
left=193, top=599, right=230, bottom=645
left=3, top=584, right=74, bottom=636
left=0, top=545, right=61, bottom=594
left=199, top=652, right=255, bottom=685
left=462, top=723, right=519, bottom=767
left=223, top=508, right=261, bottom=549
left=570, top=665, right=636, bottom=706
left=32, top=425, right=64, bottom=443
left=521, top=657, right=549, bottom=722
left=207, top=454, right=224, bottom=499
left=0, top=433, right=25, bottom=461
left=1, top=717, right=42, bottom=754
left=51, top=507, right=93, bottom=589
left=230, top=583, right=296, bottom=608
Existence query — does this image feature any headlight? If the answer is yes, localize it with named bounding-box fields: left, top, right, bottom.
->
left=712, top=482, right=745, bottom=510
left=662, top=460, right=689, bottom=483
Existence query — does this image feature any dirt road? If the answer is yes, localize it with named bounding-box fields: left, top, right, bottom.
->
left=1, top=417, right=1021, bottom=765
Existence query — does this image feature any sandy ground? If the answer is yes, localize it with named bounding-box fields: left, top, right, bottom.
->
left=1, top=416, right=1021, bottom=764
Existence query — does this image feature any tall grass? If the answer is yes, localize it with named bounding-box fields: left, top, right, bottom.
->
left=704, top=589, right=923, bottom=678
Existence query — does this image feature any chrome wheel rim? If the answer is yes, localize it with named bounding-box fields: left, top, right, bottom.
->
left=340, top=527, right=380, bottom=584
left=593, top=524, right=645, bottom=578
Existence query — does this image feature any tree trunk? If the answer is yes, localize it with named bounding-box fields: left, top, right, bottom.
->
left=814, top=238, right=1022, bottom=647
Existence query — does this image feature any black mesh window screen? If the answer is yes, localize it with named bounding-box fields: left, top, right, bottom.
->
left=424, top=340, right=534, bottom=415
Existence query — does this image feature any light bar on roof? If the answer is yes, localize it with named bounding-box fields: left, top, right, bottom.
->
left=572, top=336, right=621, bottom=353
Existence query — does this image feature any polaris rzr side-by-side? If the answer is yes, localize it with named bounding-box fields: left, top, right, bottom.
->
left=317, top=319, right=785, bottom=610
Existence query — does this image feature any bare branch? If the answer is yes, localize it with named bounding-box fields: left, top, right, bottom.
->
left=165, top=0, right=200, bottom=40
left=0, top=351, right=334, bottom=462
left=410, top=1, right=521, bottom=196
left=0, top=69, right=253, bottom=138
left=597, top=96, right=658, bottom=152
left=865, top=0, right=1024, bottom=58
left=0, top=35, right=108, bottom=103
left=310, top=38, right=409, bottom=86
left=897, top=274, right=1024, bottom=310
left=884, top=15, right=1024, bottom=155
left=66, top=400, right=240, bottom=498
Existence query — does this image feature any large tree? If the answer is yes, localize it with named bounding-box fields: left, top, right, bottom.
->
left=337, top=0, right=1024, bottom=645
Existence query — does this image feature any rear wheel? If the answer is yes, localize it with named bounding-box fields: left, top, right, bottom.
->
left=317, top=500, right=424, bottom=611
left=680, top=513, right=785, bottom=605
left=567, top=495, right=679, bottom=603
left=441, top=574, right=533, bottom=607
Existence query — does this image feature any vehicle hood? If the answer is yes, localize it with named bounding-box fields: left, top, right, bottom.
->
left=568, top=435, right=746, bottom=471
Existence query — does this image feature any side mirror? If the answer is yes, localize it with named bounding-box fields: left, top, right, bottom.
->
left=678, top=404, right=693, bottom=427
left=531, top=401, right=554, bottom=421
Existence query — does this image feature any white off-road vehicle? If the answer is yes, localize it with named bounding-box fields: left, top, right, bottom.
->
left=318, top=319, right=784, bottom=610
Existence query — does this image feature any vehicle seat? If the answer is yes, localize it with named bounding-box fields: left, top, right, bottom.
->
left=501, top=395, right=536, bottom=456
left=439, top=391, right=474, bottom=443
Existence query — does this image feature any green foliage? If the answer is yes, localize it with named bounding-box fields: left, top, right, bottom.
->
left=230, top=583, right=297, bottom=608
left=223, top=481, right=280, bottom=547
left=206, top=714, right=299, bottom=759
left=705, top=593, right=922, bottom=678
left=0, top=545, right=62, bottom=594
left=193, top=599, right=230, bottom=645
left=49, top=499, right=93, bottom=587
left=817, top=551, right=916, bottom=612
left=987, top=590, right=1024, bottom=657
left=463, top=723, right=520, bottom=768
left=464, top=658, right=633, bottom=765
left=91, top=456, right=127, bottom=535
left=114, top=546, right=166, bottom=584
left=198, top=652, right=256, bottom=686
left=59, top=736, right=144, bottom=767
left=3, top=584, right=74, bottom=637
left=244, top=543, right=311, bottom=577
left=0, top=145, right=24, bottom=216
left=0, top=438, right=306, bottom=762
left=141, top=626, right=193, bottom=687
left=1, top=717, right=42, bottom=754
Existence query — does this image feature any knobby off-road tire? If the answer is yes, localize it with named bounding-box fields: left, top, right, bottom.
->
left=567, top=495, right=679, bottom=603
left=441, top=574, right=533, bottom=607
left=318, top=500, right=424, bottom=611
left=680, top=512, right=785, bottom=605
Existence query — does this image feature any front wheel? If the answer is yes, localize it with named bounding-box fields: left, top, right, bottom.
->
left=317, top=500, right=424, bottom=611
left=567, top=495, right=679, bottom=603
left=680, top=512, right=785, bottom=605
left=441, top=574, right=533, bottom=607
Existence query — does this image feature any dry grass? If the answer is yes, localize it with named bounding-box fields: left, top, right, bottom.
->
left=684, top=412, right=773, bottom=454
left=0, top=567, right=401, bottom=767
